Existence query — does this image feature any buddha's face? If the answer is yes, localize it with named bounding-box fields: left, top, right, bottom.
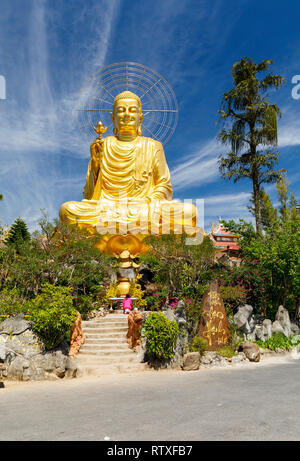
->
left=111, top=97, right=143, bottom=138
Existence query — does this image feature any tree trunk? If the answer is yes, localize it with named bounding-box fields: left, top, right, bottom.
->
left=252, top=172, right=263, bottom=234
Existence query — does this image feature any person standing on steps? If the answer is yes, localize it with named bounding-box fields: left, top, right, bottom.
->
left=122, top=294, right=132, bottom=314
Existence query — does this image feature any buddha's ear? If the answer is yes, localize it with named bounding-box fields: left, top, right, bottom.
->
left=110, top=112, right=114, bottom=123
left=140, top=113, right=144, bottom=124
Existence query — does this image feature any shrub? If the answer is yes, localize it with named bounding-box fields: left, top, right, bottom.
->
left=129, top=280, right=147, bottom=309
left=188, top=336, right=207, bottom=356
left=0, top=288, right=29, bottom=318
left=290, top=335, right=300, bottom=346
left=145, top=295, right=157, bottom=310
left=27, top=283, right=77, bottom=350
left=104, top=281, right=118, bottom=305
left=220, top=285, right=247, bottom=315
left=216, top=346, right=236, bottom=358
left=75, top=294, right=101, bottom=320
left=255, top=332, right=291, bottom=351
left=144, top=312, right=179, bottom=360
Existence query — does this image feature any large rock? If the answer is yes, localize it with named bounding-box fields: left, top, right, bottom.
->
left=239, top=341, right=260, bottom=362
left=69, top=312, right=85, bottom=357
left=175, top=301, right=189, bottom=358
left=234, top=305, right=254, bottom=335
left=272, top=320, right=286, bottom=336
left=262, top=319, right=272, bottom=339
left=0, top=328, right=45, bottom=358
left=164, top=307, right=176, bottom=322
left=291, top=323, right=300, bottom=334
left=275, top=305, right=291, bottom=337
left=198, top=281, right=231, bottom=350
left=0, top=316, right=78, bottom=381
left=127, top=310, right=143, bottom=350
left=182, top=352, right=200, bottom=371
left=0, top=314, right=32, bottom=335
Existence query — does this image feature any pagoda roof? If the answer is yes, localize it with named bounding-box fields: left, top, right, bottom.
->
left=210, top=223, right=240, bottom=238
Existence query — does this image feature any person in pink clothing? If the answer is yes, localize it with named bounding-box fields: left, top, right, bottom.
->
left=122, top=294, right=133, bottom=314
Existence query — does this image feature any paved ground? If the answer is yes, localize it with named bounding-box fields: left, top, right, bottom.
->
left=1, top=355, right=300, bottom=441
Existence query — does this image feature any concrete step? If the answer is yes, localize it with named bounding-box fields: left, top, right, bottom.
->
left=82, top=327, right=128, bottom=334
left=83, top=317, right=128, bottom=323
left=83, top=322, right=127, bottom=328
left=80, top=343, right=130, bottom=351
left=84, top=338, right=128, bottom=344
left=78, top=348, right=134, bottom=356
left=76, top=354, right=140, bottom=364
left=84, top=330, right=126, bottom=340
left=76, top=362, right=148, bottom=377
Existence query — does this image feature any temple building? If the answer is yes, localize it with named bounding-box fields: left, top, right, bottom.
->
left=209, top=222, right=241, bottom=266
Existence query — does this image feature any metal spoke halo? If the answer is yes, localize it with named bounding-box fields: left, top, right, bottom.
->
left=76, top=62, right=178, bottom=144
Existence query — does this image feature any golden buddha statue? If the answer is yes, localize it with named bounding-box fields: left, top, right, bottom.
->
left=59, top=91, right=199, bottom=245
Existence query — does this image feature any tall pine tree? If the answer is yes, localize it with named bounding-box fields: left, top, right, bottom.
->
left=218, top=57, right=285, bottom=233
left=6, top=218, right=31, bottom=245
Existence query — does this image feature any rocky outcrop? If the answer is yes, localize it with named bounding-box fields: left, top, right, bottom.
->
left=69, top=312, right=85, bottom=357
left=239, top=341, right=260, bottom=362
left=233, top=305, right=254, bottom=335
left=127, top=310, right=143, bottom=350
left=274, top=305, right=294, bottom=337
left=234, top=305, right=300, bottom=341
left=0, top=314, right=78, bottom=381
left=182, top=352, right=200, bottom=371
left=198, top=281, right=231, bottom=350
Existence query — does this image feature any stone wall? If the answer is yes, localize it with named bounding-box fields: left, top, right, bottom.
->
left=0, top=314, right=77, bottom=381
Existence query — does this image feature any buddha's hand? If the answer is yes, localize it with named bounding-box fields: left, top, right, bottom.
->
left=90, top=138, right=104, bottom=161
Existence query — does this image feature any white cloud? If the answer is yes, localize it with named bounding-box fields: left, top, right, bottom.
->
left=0, top=1, right=120, bottom=228
left=278, top=106, right=300, bottom=147
left=202, top=191, right=252, bottom=229
left=171, top=139, right=220, bottom=191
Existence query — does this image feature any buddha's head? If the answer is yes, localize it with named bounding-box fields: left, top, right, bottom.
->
left=111, top=91, right=144, bottom=140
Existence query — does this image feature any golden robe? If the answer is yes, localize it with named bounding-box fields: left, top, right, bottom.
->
left=59, top=136, right=197, bottom=235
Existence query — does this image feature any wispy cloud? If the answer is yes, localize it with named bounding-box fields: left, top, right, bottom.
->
left=278, top=111, right=300, bottom=147
left=0, top=0, right=120, bottom=228
left=171, top=139, right=220, bottom=191
left=203, top=191, right=252, bottom=228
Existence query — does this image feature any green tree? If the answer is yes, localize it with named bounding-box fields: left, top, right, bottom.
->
left=218, top=57, right=285, bottom=233
left=0, top=216, right=113, bottom=309
left=222, top=213, right=300, bottom=317
left=139, top=234, right=215, bottom=300
left=248, top=186, right=277, bottom=229
left=6, top=218, right=31, bottom=245
left=0, top=194, right=3, bottom=201
left=28, top=283, right=77, bottom=349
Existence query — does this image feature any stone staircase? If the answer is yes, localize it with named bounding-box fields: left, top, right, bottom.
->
left=75, top=313, right=148, bottom=376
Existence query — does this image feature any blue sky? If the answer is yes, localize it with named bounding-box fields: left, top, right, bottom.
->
left=0, top=0, right=300, bottom=231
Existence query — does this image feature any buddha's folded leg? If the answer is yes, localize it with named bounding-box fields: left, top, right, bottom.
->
left=160, top=201, right=198, bottom=234
left=59, top=200, right=102, bottom=226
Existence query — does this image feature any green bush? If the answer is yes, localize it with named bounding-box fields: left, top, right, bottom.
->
left=188, top=336, right=207, bottom=356
left=216, top=345, right=236, bottom=358
left=255, top=332, right=291, bottom=351
left=144, top=312, right=179, bottom=360
left=145, top=295, right=156, bottom=309
left=27, top=283, right=77, bottom=350
left=290, top=335, right=300, bottom=346
left=75, top=294, right=100, bottom=320
left=0, top=288, right=29, bottom=318
left=220, top=285, right=247, bottom=315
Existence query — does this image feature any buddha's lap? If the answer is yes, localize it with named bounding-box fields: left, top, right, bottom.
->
left=59, top=199, right=197, bottom=222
